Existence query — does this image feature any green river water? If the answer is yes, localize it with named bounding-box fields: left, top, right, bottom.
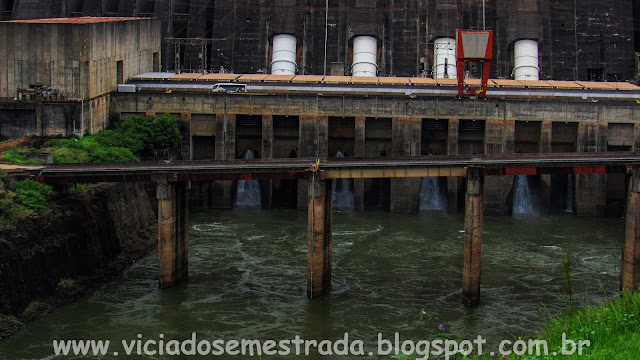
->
left=0, top=209, right=624, bottom=359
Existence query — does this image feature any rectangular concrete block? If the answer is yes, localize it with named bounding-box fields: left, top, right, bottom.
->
left=157, top=181, right=189, bottom=288
left=307, top=178, right=333, bottom=298
left=463, top=168, right=483, bottom=307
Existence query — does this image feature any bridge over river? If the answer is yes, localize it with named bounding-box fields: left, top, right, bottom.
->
left=7, top=153, right=640, bottom=306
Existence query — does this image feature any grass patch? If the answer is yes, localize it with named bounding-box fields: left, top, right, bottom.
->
left=57, top=278, right=76, bottom=291
left=508, top=291, right=640, bottom=360
left=0, top=177, right=56, bottom=229
left=1, top=149, right=40, bottom=165
left=0, top=314, right=23, bottom=338
left=20, top=301, right=47, bottom=319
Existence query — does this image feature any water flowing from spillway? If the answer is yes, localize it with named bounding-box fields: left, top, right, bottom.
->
left=419, top=177, right=447, bottom=212
left=0, top=211, right=624, bottom=360
left=332, top=150, right=355, bottom=210
left=513, top=175, right=536, bottom=215
left=235, top=149, right=261, bottom=208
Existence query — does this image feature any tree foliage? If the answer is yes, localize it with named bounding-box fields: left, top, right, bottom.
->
left=41, top=113, right=181, bottom=163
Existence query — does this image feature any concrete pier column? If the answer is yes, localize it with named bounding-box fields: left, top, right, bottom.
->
left=298, top=115, right=329, bottom=211
left=463, top=167, right=484, bottom=306
left=213, top=113, right=236, bottom=208
left=157, top=174, right=189, bottom=288
left=483, top=119, right=514, bottom=215
left=307, top=174, right=333, bottom=298
left=539, top=120, right=553, bottom=214
left=262, top=115, right=274, bottom=209
left=576, top=122, right=607, bottom=217
left=354, top=116, right=366, bottom=211
left=623, top=165, right=640, bottom=292
left=390, top=117, right=421, bottom=213
left=447, top=118, right=460, bottom=214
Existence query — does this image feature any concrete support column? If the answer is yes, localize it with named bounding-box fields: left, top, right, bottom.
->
left=483, top=119, right=514, bottom=215
left=390, top=117, right=421, bottom=213
left=634, top=123, right=640, bottom=151
left=157, top=175, right=189, bottom=288
left=576, top=122, right=607, bottom=217
left=354, top=116, right=366, bottom=211
left=181, top=113, right=192, bottom=160
left=298, top=115, right=328, bottom=211
left=623, top=165, right=640, bottom=292
left=213, top=113, right=236, bottom=208
left=462, top=167, right=484, bottom=307
left=540, top=121, right=553, bottom=214
left=262, top=115, right=274, bottom=209
left=447, top=118, right=459, bottom=214
left=307, top=175, right=333, bottom=298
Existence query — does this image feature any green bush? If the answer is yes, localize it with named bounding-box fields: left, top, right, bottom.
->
left=51, top=147, right=78, bottom=164
left=2, top=149, right=38, bottom=165
left=109, top=113, right=182, bottom=152
left=94, top=129, right=145, bottom=153
left=87, top=147, right=138, bottom=163
left=57, top=278, right=77, bottom=290
left=12, top=180, right=55, bottom=211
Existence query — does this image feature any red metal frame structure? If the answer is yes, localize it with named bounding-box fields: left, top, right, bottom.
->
left=456, top=29, right=493, bottom=98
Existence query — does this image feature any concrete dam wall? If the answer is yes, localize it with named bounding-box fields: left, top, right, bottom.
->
left=1, top=0, right=637, bottom=81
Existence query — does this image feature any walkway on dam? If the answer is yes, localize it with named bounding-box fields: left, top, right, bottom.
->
left=6, top=153, right=640, bottom=306
left=13, top=152, right=640, bottom=183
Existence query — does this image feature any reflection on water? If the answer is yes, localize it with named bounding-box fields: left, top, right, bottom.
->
left=0, top=210, right=623, bottom=359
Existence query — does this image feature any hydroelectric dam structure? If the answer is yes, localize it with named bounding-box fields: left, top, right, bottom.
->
left=12, top=152, right=640, bottom=306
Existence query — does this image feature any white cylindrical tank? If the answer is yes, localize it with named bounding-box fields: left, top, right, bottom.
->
left=513, top=39, right=539, bottom=81
left=352, top=36, right=378, bottom=77
left=271, top=34, right=297, bottom=75
left=433, top=37, right=457, bottom=79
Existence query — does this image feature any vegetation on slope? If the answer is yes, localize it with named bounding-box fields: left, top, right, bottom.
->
left=0, top=173, right=56, bottom=230
left=0, top=113, right=183, bottom=164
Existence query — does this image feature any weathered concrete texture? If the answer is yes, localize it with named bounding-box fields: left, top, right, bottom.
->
left=354, top=116, right=365, bottom=211
left=575, top=121, right=607, bottom=217
left=623, top=166, right=640, bottom=292
left=211, top=112, right=236, bottom=208
left=0, top=18, right=161, bottom=100
left=483, top=119, right=515, bottom=215
left=4, top=0, right=636, bottom=80
left=298, top=115, right=328, bottom=211
left=307, top=177, right=332, bottom=298
left=462, top=168, right=483, bottom=307
left=111, top=93, right=640, bottom=126
left=446, top=118, right=460, bottom=213
left=390, top=117, right=421, bottom=213
left=157, top=177, right=189, bottom=288
left=0, top=99, right=102, bottom=138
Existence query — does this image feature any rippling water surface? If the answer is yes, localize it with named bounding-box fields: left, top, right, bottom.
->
left=0, top=209, right=624, bottom=359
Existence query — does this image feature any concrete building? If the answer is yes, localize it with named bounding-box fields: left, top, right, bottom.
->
left=0, top=17, right=160, bottom=137
left=0, top=1, right=637, bottom=81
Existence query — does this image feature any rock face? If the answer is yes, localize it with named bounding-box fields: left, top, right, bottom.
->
left=0, top=183, right=157, bottom=316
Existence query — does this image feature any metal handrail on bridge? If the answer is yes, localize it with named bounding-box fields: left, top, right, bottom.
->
left=13, top=152, right=640, bottom=184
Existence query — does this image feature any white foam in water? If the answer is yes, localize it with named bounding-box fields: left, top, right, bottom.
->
left=332, top=150, right=355, bottom=210
left=513, top=175, right=536, bottom=215
left=235, top=149, right=262, bottom=208
left=419, top=177, right=447, bottom=212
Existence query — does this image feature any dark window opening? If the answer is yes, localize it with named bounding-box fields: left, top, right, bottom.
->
left=153, top=52, right=160, bottom=72
left=587, top=68, right=604, bottom=82
left=116, top=60, right=124, bottom=85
